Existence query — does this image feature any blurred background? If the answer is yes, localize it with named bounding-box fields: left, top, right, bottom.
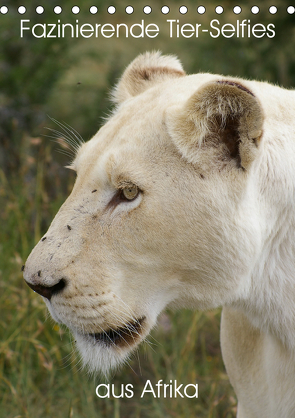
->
left=1, top=0, right=294, bottom=417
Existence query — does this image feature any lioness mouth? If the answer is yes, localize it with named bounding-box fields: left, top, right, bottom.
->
left=88, top=316, right=146, bottom=348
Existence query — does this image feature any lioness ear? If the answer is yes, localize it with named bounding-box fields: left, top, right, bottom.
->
left=112, top=51, right=185, bottom=104
left=167, top=80, right=264, bottom=171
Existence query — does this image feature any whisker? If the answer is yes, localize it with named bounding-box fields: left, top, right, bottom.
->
left=122, top=354, right=138, bottom=376
left=44, top=128, right=80, bottom=154
left=90, top=323, right=118, bottom=348
left=109, top=306, right=143, bottom=341
left=48, top=116, right=84, bottom=148
left=143, top=337, right=157, bottom=353
left=61, top=120, right=85, bottom=144
left=135, top=349, right=142, bottom=376
left=112, top=295, right=140, bottom=322
left=106, top=324, right=132, bottom=348
left=43, top=116, right=85, bottom=162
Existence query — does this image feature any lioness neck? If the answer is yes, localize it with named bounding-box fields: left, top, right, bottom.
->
left=237, top=101, right=295, bottom=349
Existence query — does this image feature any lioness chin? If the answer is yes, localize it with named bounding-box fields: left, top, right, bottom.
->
left=24, top=52, right=295, bottom=418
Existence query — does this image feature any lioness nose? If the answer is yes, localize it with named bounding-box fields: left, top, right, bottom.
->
left=25, top=278, right=66, bottom=300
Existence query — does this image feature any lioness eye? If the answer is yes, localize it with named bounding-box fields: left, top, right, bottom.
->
left=122, top=184, right=138, bottom=200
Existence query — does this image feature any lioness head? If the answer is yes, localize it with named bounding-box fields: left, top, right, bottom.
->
left=24, top=52, right=264, bottom=375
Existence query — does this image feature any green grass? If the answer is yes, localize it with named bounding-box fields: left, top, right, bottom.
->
left=0, top=139, right=237, bottom=418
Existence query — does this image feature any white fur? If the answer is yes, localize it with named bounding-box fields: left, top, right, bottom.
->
left=24, top=53, right=295, bottom=417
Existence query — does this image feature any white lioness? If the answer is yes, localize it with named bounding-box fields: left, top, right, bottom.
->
left=24, top=52, right=295, bottom=418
